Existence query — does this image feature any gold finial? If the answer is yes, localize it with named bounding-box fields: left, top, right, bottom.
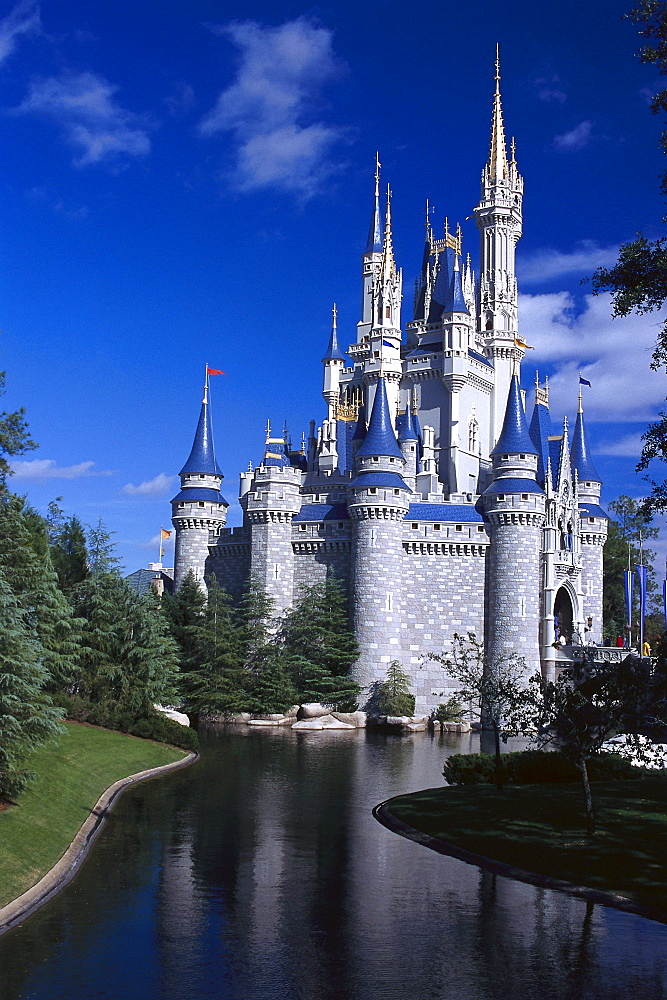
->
left=374, top=151, right=381, bottom=196
left=265, top=418, right=271, bottom=439
left=535, top=370, right=540, bottom=390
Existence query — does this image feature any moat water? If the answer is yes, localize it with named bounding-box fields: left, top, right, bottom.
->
left=1, top=725, right=667, bottom=1000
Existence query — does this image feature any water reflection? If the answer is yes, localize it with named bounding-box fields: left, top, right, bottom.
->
left=1, top=726, right=666, bottom=1000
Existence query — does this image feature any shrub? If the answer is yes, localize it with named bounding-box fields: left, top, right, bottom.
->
left=434, top=698, right=465, bottom=723
left=375, top=661, right=416, bottom=717
left=55, top=694, right=199, bottom=753
left=443, top=749, right=644, bottom=786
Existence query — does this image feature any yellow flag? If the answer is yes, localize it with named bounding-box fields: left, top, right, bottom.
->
left=160, top=528, right=172, bottom=540
left=514, top=336, right=534, bottom=350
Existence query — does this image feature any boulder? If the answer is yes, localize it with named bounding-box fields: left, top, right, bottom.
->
left=386, top=716, right=412, bottom=726
left=248, top=719, right=283, bottom=726
left=407, top=722, right=427, bottom=732
left=154, top=704, right=190, bottom=727
left=230, top=713, right=252, bottom=724
left=298, top=703, right=330, bottom=720
left=292, top=714, right=355, bottom=730
left=332, top=711, right=367, bottom=728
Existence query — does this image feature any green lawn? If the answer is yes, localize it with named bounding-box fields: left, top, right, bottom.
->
left=387, top=777, right=667, bottom=910
left=0, top=722, right=188, bottom=908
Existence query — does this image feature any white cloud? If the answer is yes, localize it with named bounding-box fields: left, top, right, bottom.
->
left=534, top=73, right=567, bottom=104
left=0, top=0, right=40, bottom=65
left=518, top=241, right=619, bottom=284
left=122, top=473, right=176, bottom=497
left=199, top=17, right=347, bottom=197
left=519, top=290, right=666, bottom=422
left=553, top=120, right=593, bottom=152
left=14, top=71, right=152, bottom=166
left=11, top=458, right=113, bottom=480
left=596, top=433, right=646, bottom=458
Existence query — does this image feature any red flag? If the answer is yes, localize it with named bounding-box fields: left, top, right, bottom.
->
left=207, top=368, right=227, bottom=375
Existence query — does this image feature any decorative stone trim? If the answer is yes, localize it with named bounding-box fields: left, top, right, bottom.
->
left=403, top=541, right=487, bottom=556
left=348, top=505, right=408, bottom=521
left=172, top=517, right=223, bottom=530
left=292, top=540, right=352, bottom=554
left=486, top=511, right=545, bottom=527
left=246, top=510, right=295, bottom=524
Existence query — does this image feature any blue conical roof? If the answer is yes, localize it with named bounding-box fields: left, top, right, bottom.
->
left=179, top=395, right=223, bottom=477
left=571, top=407, right=601, bottom=482
left=322, top=315, right=346, bottom=362
left=356, top=378, right=403, bottom=460
left=450, top=264, right=469, bottom=314
left=529, top=400, right=552, bottom=485
left=365, top=184, right=382, bottom=254
left=491, top=375, right=538, bottom=457
left=398, top=404, right=419, bottom=442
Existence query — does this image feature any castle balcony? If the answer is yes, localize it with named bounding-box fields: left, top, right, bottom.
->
left=554, top=645, right=630, bottom=672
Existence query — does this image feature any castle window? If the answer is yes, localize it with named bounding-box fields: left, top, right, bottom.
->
left=455, top=525, right=463, bottom=531
left=386, top=306, right=391, bottom=319
left=497, top=494, right=505, bottom=501
left=338, top=522, right=343, bottom=528
left=389, top=457, right=395, bottom=463
left=198, top=502, right=205, bottom=508
left=393, top=489, right=400, bottom=496
left=374, top=351, right=380, bottom=358
left=299, top=524, right=307, bottom=531
left=522, top=494, right=528, bottom=500
left=477, top=525, right=485, bottom=532
left=199, top=474, right=206, bottom=478
left=434, top=524, right=440, bottom=530
left=412, top=523, right=418, bottom=529
left=178, top=503, right=185, bottom=508
left=586, top=482, right=592, bottom=487
left=373, top=456, right=379, bottom=462
left=589, top=517, right=595, bottom=524
left=369, top=487, right=377, bottom=494
left=503, top=454, right=509, bottom=460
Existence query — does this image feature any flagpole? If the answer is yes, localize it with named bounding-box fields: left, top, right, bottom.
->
left=640, top=531, right=645, bottom=657
left=158, top=527, right=163, bottom=567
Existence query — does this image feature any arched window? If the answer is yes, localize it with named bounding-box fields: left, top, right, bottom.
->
left=468, top=418, right=478, bottom=453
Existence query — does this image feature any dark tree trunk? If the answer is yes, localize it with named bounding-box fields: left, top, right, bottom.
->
left=578, top=756, right=595, bottom=836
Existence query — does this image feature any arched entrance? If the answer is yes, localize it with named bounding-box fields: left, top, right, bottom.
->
left=554, top=587, right=574, bottom=643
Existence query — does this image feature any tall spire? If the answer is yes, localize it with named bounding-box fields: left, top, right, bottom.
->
left=365, top=152, right=383, bottom=254
left=323, top=302, right=346, bottom=361
left=571, top=385, right=601, bottom=482
left=179, top=368, right=223, bottom=477
left=488, top=44, right=509, bottom=181
left=381, top=183, right=396, bottom=281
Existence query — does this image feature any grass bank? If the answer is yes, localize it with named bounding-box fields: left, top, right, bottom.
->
left=0, top=722, right=188, bottom=908
left=387, top=777, right=667, bottom=910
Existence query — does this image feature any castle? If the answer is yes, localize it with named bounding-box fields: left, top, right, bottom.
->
left=170, top=58, right=608, bottom=714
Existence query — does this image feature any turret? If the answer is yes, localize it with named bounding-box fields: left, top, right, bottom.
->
left=571, top=383, right=607, bottom=644
left=357, top=153, right=384, bottom=345
left=474, top=47, right=524, bottom=444
left=320, top=304, right=346, bottom=474
left=172, top=370, right=229, bottom=590
left=348, top=378, right=410, bottom=701
left=398, top=390, right=419, bottom=491
left=481, top=374, right=545, bottom=678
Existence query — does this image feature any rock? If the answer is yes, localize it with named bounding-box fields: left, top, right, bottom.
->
left=407, top=722, right=427, bottom=732
left=285, top=705, right=300, bottom=718
left=332, top=711, right=367, bottom=728
left=298, top=703, right=330, bottom=719
left=386, top=716, right=411, bottom=726
left=248, top=719, right=283, bottom=726
left=230, top=713, right=252, bottom=724
left=154, top=704, right=190, bottom=727
left=292, top=714, right=355, bottom=730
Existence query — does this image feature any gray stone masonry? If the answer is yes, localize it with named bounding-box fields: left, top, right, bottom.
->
left=242, top=463, right=302, bottom=617
left=580, top=526, right=607, bottom=643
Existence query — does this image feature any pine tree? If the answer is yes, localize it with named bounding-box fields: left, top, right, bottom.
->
left=602, top=495, right=660, bottom=638
left=181, top=579, right=247, bottom=717
left=0, top=570, right=65, bottom=799
left=375, top=660, right=416, bottom=717
left=50, top=515, right=90, bottom=594
left=161, top=569, right=206, bottom=672
left=0, top=495, right=80, bottom=691
left=236, top=575, right=276, bottom=663
left=0, top=371, right=36, bottom=484
left=277, top=578, right=360, bottom=710
left=245, top=652, right=298, bottom=715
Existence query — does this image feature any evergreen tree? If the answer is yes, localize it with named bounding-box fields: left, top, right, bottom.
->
left=87, top=518, right=121, bottom=575
left=73, top=571, right=179, bottom=717
left=374, top=660, right=416, bottom=717
left=236, top=576, right=276, bottom=663
left=245, top=652, right=298, bottom=715
left=50, top=515, right=90, bottom=594
left=0, top=571, right=65, bottom=799
left=0, top=371, right=36, bottom=484
left=161, top=570, right=206, bottom=672
left=277, top=578, right=360, bottom=710
left=0, top=495, right=80, bottom=691
left=181, top=579, right=247, bottom=717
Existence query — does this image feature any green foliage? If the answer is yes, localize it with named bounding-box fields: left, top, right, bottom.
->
left=236, top=576, right=276, bottom=662
left=55, top=694, right=199, bottom=752
left=590, top=4, right=667, bottom=513
left=161, top=569, right=206, bottom=672
left=603, top=496, right=660, bottom=634
left=72, top=571, right=179, bottom=717
left=434, top=698, right=465, bottom=723
left=276, top=578, right=360, bottom=711
left=0, top=371, right=36, bottom=484
left=180, top=579, right=247, bottom=717
left=375, top=660, right=415, bottom=717
left=0, top=572, right=65, bottom=798
left=50, top=515, right=90, bottom=594
left=245, top=655, right=298, bottom=715
left=443, top=750, right=644, bottom=786
left=87, top=518, right=121, bottom=575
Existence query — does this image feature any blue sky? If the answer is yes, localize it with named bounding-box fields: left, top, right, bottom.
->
left=1, top=0, right=666, bottom=571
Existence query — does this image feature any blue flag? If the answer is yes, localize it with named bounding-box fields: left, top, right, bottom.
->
left=382, top=340, right=396, bottom=349
left=579, top=376, right=591, bottom=387
left=624, top=570, right=634, bottom=630
left=636, top=564, right=647, bottom=646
